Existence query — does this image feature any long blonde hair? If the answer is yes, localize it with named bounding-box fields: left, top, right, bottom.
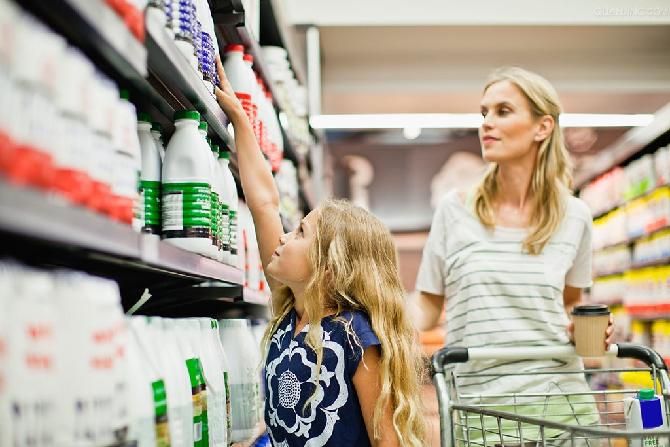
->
left=473, top=66, right=573, bottom=255
left=261, top=199, right=425, bottom=445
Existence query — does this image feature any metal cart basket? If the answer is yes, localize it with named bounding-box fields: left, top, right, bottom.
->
left=431, top=343, right=670, bottom=447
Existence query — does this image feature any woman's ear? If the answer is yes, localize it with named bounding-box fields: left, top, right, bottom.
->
left=534, top=115, right=555, bottom=142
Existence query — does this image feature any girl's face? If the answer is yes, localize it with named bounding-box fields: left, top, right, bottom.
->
left=266, top=209, right=318, bottom=288
left=478, top=80, right=544, bottom=164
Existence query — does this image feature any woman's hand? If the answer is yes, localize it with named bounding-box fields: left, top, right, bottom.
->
left=214, top=55, right=248, bottom=126
left=566, top=314, right=614, bottom=349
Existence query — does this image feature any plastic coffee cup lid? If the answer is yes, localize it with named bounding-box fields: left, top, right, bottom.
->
left=571, top=304, right=610, bottom=316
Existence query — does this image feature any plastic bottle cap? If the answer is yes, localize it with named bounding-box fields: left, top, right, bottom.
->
left=199, top=121, right=208, bottom=131
left=639, top=389, right=656, bottom=400
left=211, top=144, right=219, bottom=155
left=225, top=44, right=245, bottom=53
left=174, top=110, right=200, bottom=122
left=243, top=54, right=254, bottom=63
left=137, top=112, right=151, bottom=123
left=151, top=122, right=162, bottom=132
left=220, top=151, right=231, bottom=160
left=120, top=89, right=130, bottom=100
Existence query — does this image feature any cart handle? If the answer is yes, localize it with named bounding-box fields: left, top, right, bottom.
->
left=431, top=343, right=667, bottom=375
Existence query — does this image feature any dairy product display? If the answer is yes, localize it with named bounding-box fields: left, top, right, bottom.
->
left=218, top=319, right=262, bottom=442
left=162, top=110, right=213, bottom=256
left=137, top=113, right=162, bottom=235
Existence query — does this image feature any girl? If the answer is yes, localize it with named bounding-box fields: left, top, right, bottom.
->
left=214, top=59, right=425, bottom=446
left=413, top=66, right=613, bottom=445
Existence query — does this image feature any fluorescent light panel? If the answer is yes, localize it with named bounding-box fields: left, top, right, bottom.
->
left=309, top=113, right=655, bottom=129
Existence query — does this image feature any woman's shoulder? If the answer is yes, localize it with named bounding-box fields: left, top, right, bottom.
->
left=433, top=188, right=471, bottom=222
left=564, top=194, right=593, bottom=225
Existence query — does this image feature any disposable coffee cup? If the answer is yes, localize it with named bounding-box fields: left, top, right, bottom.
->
left=571, top=304, right=610, bottom=357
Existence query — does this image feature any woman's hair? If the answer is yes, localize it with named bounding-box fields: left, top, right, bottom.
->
left=261, top=199, right=425, bottom=446
left=473, top=66, right=573, bottom=255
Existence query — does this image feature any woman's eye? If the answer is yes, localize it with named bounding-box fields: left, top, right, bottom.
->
left=481, top=111, right=487, bottom=117
left=499, top=108, right=510, bottom=116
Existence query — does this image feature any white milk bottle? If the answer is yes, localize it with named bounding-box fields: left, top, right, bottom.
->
left=129, top=317, right=171, bottom=447
left=198, top=121, right=219, bottom=259
left=0, top=263, right=13, bottom=447
left=196, top=318, right=228, bottom=447
left=7, top=269, right=62, bottom=447
left=118, top=90, right=143, bottom=230
left=213, top=145, right=232, bottom=264
left=242, top=54, right=260, bottom=145
left=171, top=319, right=205, bottom=446
left=156, top=318, right=194, bottom=447
left=126, top=318, right=158, bottom=447
left=223, top=45, right=254, bottom=124
left=218, top=319, right=259, bottom=441
left=151, top=122, right=166, bottom=161
left=209, top=143, right=226, bottom=261
left=137, top=113, right=162, bottom=235
left=218, top=150, right=239, bottom=267
left=200, top=318, right=232, bottom=444
left=162, top=110, right=213, bottom=256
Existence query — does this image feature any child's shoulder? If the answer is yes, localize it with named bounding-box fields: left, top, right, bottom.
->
left=327, top=310, right=380, bottom=350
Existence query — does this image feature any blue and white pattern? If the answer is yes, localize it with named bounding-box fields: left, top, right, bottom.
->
left=264, top=310, right=380, bottom=447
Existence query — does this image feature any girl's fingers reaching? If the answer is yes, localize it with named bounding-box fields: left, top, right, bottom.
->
left=216, top=55, right=235, bottom=96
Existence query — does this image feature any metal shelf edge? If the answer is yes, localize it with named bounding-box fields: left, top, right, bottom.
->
left=0, top=183, right=141, bottom=259
left=576, top=103, right=670, bottom=189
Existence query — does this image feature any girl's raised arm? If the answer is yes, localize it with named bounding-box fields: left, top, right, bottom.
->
left=214, top=57, right=283, bottom=288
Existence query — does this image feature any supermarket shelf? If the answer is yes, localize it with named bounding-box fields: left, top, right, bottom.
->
left=594, top=258, right=670, bottom=280
left=260, top=0, right=306, bottom=85
left=576, top=103, right=670, bottom=189
left=0, top=182, right=141, bottom=259
left=592, top=185, right=670, bottom=221
left=596, top=223, right=670, bottom=252
left=20, top=0, right=147, bottom=80
left=146, top=13, right=235, bottom=150
left=243, top=288, right=271, bottom=305
left=0, top=182, right=246, bottom=285
left=140, top=236, right=245, bottom=284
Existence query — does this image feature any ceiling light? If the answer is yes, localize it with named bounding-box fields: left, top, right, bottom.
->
left=309, top=113, right=655, bottom=130
left=402, top=127, right=422, bottom=140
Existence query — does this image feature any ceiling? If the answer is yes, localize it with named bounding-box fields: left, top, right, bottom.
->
left=282, top=0, right=670, bottom=228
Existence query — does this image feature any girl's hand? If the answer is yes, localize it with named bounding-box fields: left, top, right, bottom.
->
left=214, top=55, right=247, bottom=125
left=566, top=314, right=614, bottom=349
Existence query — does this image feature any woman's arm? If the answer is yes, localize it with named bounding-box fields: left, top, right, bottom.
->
left=410, top=291, right=445, bottom=332
left=214, top=58, right=283, bottom=290
left=353, top=346, right=399, bottom=447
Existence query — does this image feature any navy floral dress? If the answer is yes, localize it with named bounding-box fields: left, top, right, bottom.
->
left=264, top=309, right=381, bottom=447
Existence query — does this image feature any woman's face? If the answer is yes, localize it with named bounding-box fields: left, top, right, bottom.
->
left=478, top=80, right=545, bottom=164
left=265, top=209, right=318, bottom=288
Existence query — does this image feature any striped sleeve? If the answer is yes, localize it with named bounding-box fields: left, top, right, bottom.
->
left=565, top=201, right=593, bottom=288
left=416, top=198, right=448, bottom=296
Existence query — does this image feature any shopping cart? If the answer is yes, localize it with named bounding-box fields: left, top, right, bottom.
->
left=431, top=343, right=670, bottom=446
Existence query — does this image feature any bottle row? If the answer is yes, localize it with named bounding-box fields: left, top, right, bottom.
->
left=593, top=228, right=670, bottom=277
left=592, top=186, right=670, bottom=251
left=591, top=266, right=670, bottom=310
left=580, top=143, right=670, bottom=218
left=0, top=261, right=268, bottom=447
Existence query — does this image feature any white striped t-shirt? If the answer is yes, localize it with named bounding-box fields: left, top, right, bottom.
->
left=417, top=189, right=594, bottom=400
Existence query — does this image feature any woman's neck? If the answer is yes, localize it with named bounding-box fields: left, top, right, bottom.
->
left=495, top=151, right=537, bottom=209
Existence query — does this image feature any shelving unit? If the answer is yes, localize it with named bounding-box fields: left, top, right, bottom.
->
left=0, top=183, right=244, bottom=285
left=145, top=12, right=235, bottom=148
left=576, top=103, right=670, bottom=189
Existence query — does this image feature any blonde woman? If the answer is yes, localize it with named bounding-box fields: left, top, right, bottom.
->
left=413, top=67, right=613, bottom=443
left=214, top=60, right=425, bottom=446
